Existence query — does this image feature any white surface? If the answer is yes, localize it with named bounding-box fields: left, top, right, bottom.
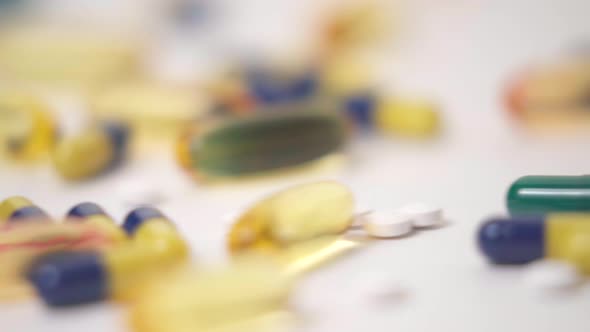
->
left=363, top=211, right=414, bottom=238
left=2, top=0, right=590, bottom=331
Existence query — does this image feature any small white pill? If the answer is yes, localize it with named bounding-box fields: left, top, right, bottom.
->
left=523, top=260, right=582, bottom=292
left=398, top=203, right=443, bottom=228
left=363, top=212, right=413, bottom=238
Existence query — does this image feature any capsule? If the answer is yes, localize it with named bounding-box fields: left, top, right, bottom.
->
left=375, top=99, right=440, bottom=137
left=178, top=110, right=348, bottom=179
left=478, top=214, right=590, bottom=266
left=52, top=121, right=129, bottom=181
left=246, top=67, right=317, bottom=105
left=66, top=202, right=127, bottom=244
left=228, top=181, right=354, bottom=253
left=507, top=175, right=590, bottom=215
left=0, top=196, right=49, bottom=224
left=28, top=207, right=188, bottom=306
left=342, top=91, right=375, bottom=129
left=0, top=93, right=56, bottom=161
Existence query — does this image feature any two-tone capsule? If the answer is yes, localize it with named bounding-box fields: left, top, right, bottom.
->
left=478, top=214, right=590, bottom=268
left=0, top=196, right=49, bottom=224
left=28, top=207, right=188, bottom=306
left=507, top=175, right=590, bottom=215
left=66, top=202, right=127, bottom=244
left=177, top=110, right=348, bottom=180
left=52, top=121, right=129, bottom=181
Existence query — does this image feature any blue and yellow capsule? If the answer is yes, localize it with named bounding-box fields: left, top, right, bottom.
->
left=478, top=214, right=590, bottom=270
left=0, top=196, right=49, bottom=224
left=28, top=207, right=188, bottom=306
left=52, top=121, right=129, bottom=181
left=66, top=202, right=127, bottom=244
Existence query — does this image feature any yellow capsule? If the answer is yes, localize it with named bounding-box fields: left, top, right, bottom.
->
left=0, top=93, right=55, bottom=161
left=228, top=181, right=354, bottom=252
left=51, top=128, right=114, bottom=180
left=0, top=196, right=33, bottom=222
left=85, top=215, right=127, bottom=245
left=133, top=219, right=189, bottom=261
left=376, top=99, right=440, bottom=137
left=546, top=214, right=590, bottom=261
left=129, top=262, right=291, bottom=332
left=563, top=233, right=590, bottom=275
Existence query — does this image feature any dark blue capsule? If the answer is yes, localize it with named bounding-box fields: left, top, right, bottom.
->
left=247, top=69, right=317, bottom=105
left=102, top=121, right=130, bottom=168
left=477, top=216, right=545, bottom=264
left=343, top=92, right=375, bottom=129
left=9, top=206, right=49, bottom=223
left=66, top=202, right=106, bottom=220
left=27, top=251, right=107, bottom=306
left=123, top=207, right=166, bottom=235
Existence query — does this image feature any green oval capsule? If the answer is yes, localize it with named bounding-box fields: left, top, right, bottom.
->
left=182, top=110, right=348, bottom=179
left=507, top=175, right=590, bottom=215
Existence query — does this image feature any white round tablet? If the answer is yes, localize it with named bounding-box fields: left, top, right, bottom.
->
left=363, top=212, right=413, bottom=238
left=398, top=203, right=443, bottom=228
left=523, top=260, right=582, bottom=292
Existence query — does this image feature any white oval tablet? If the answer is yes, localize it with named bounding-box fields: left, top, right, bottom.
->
left=363, top=212, right=413, bottom=238
left=398, top=203, right=443, bottom=228
left=523, top=260, right=581, bottom=292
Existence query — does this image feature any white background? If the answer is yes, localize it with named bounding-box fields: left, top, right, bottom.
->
left=1, top=0, right=590, bottom=331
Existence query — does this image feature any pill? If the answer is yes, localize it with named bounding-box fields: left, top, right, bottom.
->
left=0, top=196, right=49, bottom=223
left=179, top=110, right=348, bottom=180
left=507, top=175, right=590, bottom=215
left=123, top=207, right=167, bottom=235
left=246, top=67, right=317, bottom=105
left=28, top=208, right=187, bottom=306
left=477, top=214, right=590, bottom=267
left=398, top=203, right=443, bottom=228
left=522, top=259, right=581, bottom=291
left=228, top=181, right=354, bottom=252
left=363, top=212, right=413, bottom=238
left=66, top=203, right=127, bottom=244
left=343, top=91, right=375, bottom=129
left=52, top=121, right=129, bottom=181
left=0, top=93, right=56, bottom=161
left=376, top=99, right=440, bottom=137
left=27, top=251, right=108, bottom=306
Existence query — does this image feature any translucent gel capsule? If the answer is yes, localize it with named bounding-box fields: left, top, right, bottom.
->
left=179, top=110, right=348, bottom=180
left=129, top=262, right=291, bottom=332
left=52, top=122, right=129, bottom=180
left=478, top=214, right=590, bottom=270
left=228, top=181, right=354, bottom=252
left=66, top=203, right=127, bottom=244
left=0, top=196, right=49, bottom=223
left=376, top=99, right=440, bottom=137
left=507, top=175, right=590, bottom=215
left=505, top=59, right=590, bottom=128
left=0, top=92, right=56, bottom=161
left=28, top=207, right=188, bottom=306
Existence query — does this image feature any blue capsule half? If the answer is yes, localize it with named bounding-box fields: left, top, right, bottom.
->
left=27, top=251, right=107, bottom=306
left=102, top=121, right=130, bottom=169
left=343, top=92, right=375, bottom=129
left=9, top=206, right=50, bottom=223
left=477, top=216, right=546, bottom=264
left=123, top=207, right=166, bottom=235
left=67, top=202, right=107, bottom=219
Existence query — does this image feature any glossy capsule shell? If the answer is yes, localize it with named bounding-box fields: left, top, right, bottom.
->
left=0, top=196, right=49, bottom=223
left=52, top=122, right=129, bottom=180
left=507, top=175, right=590, bottom=215
left=228, top=181, right=354, bottom=253
left=28, top=209, right=187, bottom=306
left=66, top=202, right=127, bottom=244
left=478, top=214, right=590, bottom=265
left=179, top=110, right=348, bottom=179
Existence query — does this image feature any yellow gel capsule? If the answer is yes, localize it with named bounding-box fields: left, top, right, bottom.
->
left=0, top=196, right=33, bottom=222
left=376, top=99, right=440, bottom=137
left=0, top=93, right=55, bottom=161
left=228, top=181, right=354, bottom=252
left=52, top=129, right=114, bottom=180
left=129, top=262, right=290, bottom=332
left=85, top=215, right=127, bottom=245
